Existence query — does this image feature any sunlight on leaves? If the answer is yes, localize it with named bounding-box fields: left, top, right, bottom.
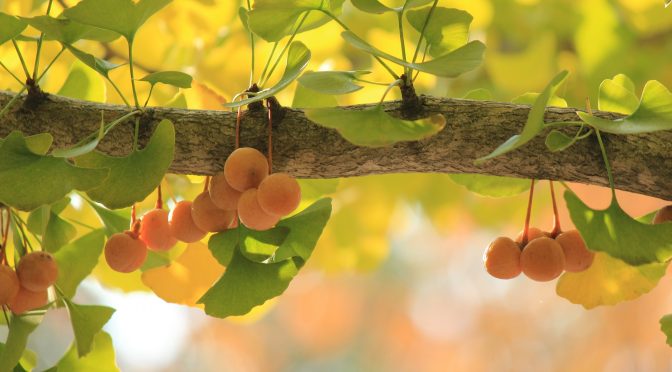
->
left=248, top=0, right=344, bottom=42
left=0, top=12, right=27, bottom=45
left=407, top=7, right=473, bottom=57
left=55, top=332, right=119, bottom=372
left=298, top=70, right=370, bottom=95
left=597, top=74, right=638, bottom=115
left=64, top=299, right=115, bottom=357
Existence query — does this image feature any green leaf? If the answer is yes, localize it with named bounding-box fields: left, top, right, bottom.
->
left=565, top=190, right=672, bottom=265
left=86, top=199, right=130, bottom=237
left=462, top=88, right=492, bottom=100
left=341, top=31, right=485, bottom=78
left=660, top=315, right=672, bottom=346
left=351, top=0, right=433, bottom=13
left=139, top=71, right=193, bottom=89
left=0, top=316, right=41, bottom=372
left=57, top=60, right=107, bottom=102
left=41, top=210, right=77, bottom=253
left=557, top=252, right=667, bottom=309
left=23, top=15, right=120, bottom=44
left=0, top=133, right=54, bottom=155
left=64, top=300, right=115, bottom=357
left=55, top=230, right=106, bottom=298
left=578, top=80, right=672, bottom=134
left=248, top=0, right=344, bottom=42
left=545, top=130, right=577, bottom=152
left=292, top=84, right=338, bottom=108
left=0, top=344, right=36, bottom=372
left=448, top=174, right=530, bottom=198
left=511, top=92, right=568, bottom=107
left=62, top=0, right=171, bottom=42
left=238, top=7, right=250, bottom=31
left=56, top=332, right=119, bottom=371
left=224, top=42, right=311, bottom=108
left=298, top=70, right=369, bottom=95
left=476, top=70, right=568, bottom=163
left=305, top=106, right=446, bottom=147
left=0, top=131, right=108, bottom=211
left=297, top=179, right=340, bottom=199
left=597, top=74, right=638, bottom=115
left=407, top=7, right=473, bottom=57
left=0, top=12, right=27, bottom=45
left=208, top=229, right=237, bottom=267
left=200, top=199, right=332, bottom=317
left=65, top=45, right=124, bottom=79
left=208, top=225, right=289, bottom=265
left=75, top=119, right=175, bottom=209
left=51, top=118, right=105, bottom=159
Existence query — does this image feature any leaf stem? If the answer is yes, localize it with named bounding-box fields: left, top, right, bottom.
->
left=33, top=0, right=54, bottom=79
left=35, top=46, right=65, bottom=83
left=397, top=11, right=408, bottom=76
left=0, top=61, right=24, bottom=86
left=107, top=78, right=132, bottom=107
left=549, top=181, right=562, bottom=237
left=12, top=40, right=31, bottom=79
left=128, top=41, right=141, bottom=109
left=411, top=0, right=438, bottom=65
left=595, top=129, right=616, bottom=196
left=521, top=179, right=535, bottom=247
left=143, top=85, right=154, bottom=108
left=259, top=11, right=311, bottom=87
left=0, top=85, right=28, bottom=119
left=246, top=0, right=255, bottom=86
left=379, top=79, right=403, bottom=105
left=259, top=42, right=279, bottom=86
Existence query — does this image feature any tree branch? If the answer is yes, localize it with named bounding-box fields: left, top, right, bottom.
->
left=1, top=90, right=670, bottom=201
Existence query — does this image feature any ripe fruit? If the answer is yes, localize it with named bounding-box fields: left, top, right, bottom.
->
left=653, top=205, right=672, bottom=224
left=191, top=192, right=236, bottom=232
left=224, top=147, right=269, bottom=192
left=0, top=265, right=20, bottom=305
left=105, top=231, right=148, bottom=273
left=483, top=237, right=521, bottom=279
left=515, top=227, right=549, bottom=245
left=139, top=209, right=178, bottom=251
left=9, top=287, right=48, bottom=314
left=209, top=173, right=242, bottom=211
left=17, top=252, right=59, bottom=292
left=520, top=237, right=565, bottom=282
left=238, top=189, right=280, bottom=231
left=556, top=229, right=594, bottom=272
left=169, top=201, right=207, bottom=243
left=257, top=173, right=301, bottom=216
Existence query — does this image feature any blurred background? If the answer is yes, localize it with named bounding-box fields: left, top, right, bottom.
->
left=2, top=0, right=672, bottom=370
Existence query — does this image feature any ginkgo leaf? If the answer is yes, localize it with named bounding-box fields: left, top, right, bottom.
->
left=351, top=0, right=433, bottom=13
left=55, top=230, right=106, bottom=298
left=305, top=106, right=445, bottom=147
left=0, top=12, right=27, bottom=45
left=248, top=0, right=344, bottom=42
left=75, top=119, right=175, bottom=209
left=298, top=70, right=370, bottom=95
left=578, top=80, right=672, bottom=134
left=511, top=92, right=567, bottom=107
left=139, top=71, right=193, bottom=89
left=65, top=45, right=124, bottom=79
left=56, top=60, right=107, bottom=103
left=62, top=0, right=171, bottom=42
left=448, top=174, right=530, bottom=197
left=597, top=74, right=638, bottom=114
left=224, top=42, right=310, bottom=108
left=565, top=190, right=672, bottom=265
left=545, top=130, right=578, bottom=152
left=23, top=15, right=120, bottom=44
left=556, top=252, right=668, bottom=309
left=476, top=70, right=568, bottom=163
left=55, top=332, right=120, bottom=372
left=341, top=31, right=485, bottom=78
left=406, top=7, right=473, bottom=57
left=142, top=242, right=225, bottom=307
left=64, top=299, right=115, bottom=357
left=0, top=131, right=108, bottom=211
left=0, top=316, right=40, bottom=372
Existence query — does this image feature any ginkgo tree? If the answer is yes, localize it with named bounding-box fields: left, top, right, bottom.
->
left=1, top=0, right=672, bottom=369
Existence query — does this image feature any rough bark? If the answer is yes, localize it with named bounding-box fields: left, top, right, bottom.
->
left=1, top=90, right=671, bottom=201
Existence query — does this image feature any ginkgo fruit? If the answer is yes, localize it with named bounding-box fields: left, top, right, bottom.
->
left=257, top=173, right=301, bottom=216
left=653, top=205, right=672, bottom=224
left=9, top=287, right=48, bottom=314
left=140, top=209, right=178, bottom=251
left=0, top=265, right=20, bottom=305
left=209, top=173, right=242, bottom=210
left=238, top=189, right=280, bottom=231
left=515, top=227, right=549, bottom=245
left=169, top=200, right=207, bottom=243
left=16, top=251, right=59, bottom=292
left=224, top=147, right=269, bottom=192
left=191, top=191, right=236, bottom=232
left=105, top=231, right=148, bottom=273
left=556, top=229, right=594, bottom=272
left=520, top=237, right=565, bottom=282
left=483, top=237, right=521, bottom=279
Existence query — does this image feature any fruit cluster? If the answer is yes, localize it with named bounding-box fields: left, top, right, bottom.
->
left=0, top=251, right=58, bottom=314
left=104, top=147, right=301, bottom=273
left=484, top=227, right=594, bottom=281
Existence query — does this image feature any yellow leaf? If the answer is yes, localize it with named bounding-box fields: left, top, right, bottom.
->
left=556, top=252, right=668, bottom=309
left=141, top=242, right=224, bottom=307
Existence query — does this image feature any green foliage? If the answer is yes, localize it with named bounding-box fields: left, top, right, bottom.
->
left=75, top=119, right=176, bottom=209
left=56, top=61, right=107, bottom=103
left=62, top=0, right=171, bottom=42
left=342, top=31, right=485, bottom=78
left=448, top=174, right=530, bottom=197
left=660, top=315, right=672, bottom=346
left=406, top=7, right=472, bottom=58
left=200, top=198, right=332, bottom=317
left=26, top=202, right=76, bottom=253
left=545, top=129, right=582, bottom=152
left=292, top=83, right=338, bottom=108
left=225, top=42, right=310, bottom=108
left=0, top=316, right=41, bottom=372
left=22, top=15, right=120, bottom=44
left=476, top=71, right=568, bottom=163
left=0, top=12, right=27, bottom=45
left=597, top=74, right=638, bottom=115
left=86, top=200, right=129, bottom=237
left=64, top=299, right=116, bottom=357
left=139, top=71, right=193, bottom=89
left=578, top=80, right=672, bottom=134
left=350, top=0, right=433, bottom=14
left=55, top=230, right=106, bottom=298
left=305, top=106, right=445, bottom=147
left=565, top=190, right=672, bottom=265
left=247, top=0, right=345, bottom=42
left=64, top=45, right=124, bottom=79
left=0, top=131, right=108, bottom=211
left=298, top=70, right=370, bottom=95
left=54, top=332, right=119, bottom=371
